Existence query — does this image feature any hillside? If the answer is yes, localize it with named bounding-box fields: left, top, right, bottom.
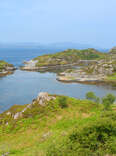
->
left=33, top=48, right=106, bottom=67
left=0, top=92, right=116, bottom=156
left=21, top=48, right=107, bottom=71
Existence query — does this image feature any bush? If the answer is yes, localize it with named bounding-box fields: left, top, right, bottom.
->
left=102, top=94, right=116, bottom=110
left=101, top=111, right=116, bottom=120
left=47, top=118, right=116, bottom=156
left=86, top=92, right=100, bottom=104
left=86, top=92, right=95, bottom=100
left=58, top=96, right=68, bottom=108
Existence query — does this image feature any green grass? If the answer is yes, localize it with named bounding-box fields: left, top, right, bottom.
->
left=1, top=94, right=116, bottom=156
left=0, top=95, right=103, bottom=156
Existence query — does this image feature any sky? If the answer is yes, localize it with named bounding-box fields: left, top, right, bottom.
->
left=0, top=0, right=116, bottom=48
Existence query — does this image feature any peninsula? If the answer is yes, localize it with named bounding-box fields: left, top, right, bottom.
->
left=21, top=48, right=106, bottom=71
left=0, top=60, right=16, bottom=76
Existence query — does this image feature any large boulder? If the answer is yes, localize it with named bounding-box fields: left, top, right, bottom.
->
left=13, top=112, right=23, bottom=120
left=37, top=92, right=55, bottom=106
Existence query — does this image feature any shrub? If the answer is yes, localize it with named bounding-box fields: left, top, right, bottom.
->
left=101, top=111, right=116, bottom=120
left=86, top=92, right=100, bottom=104
left=102, top=94, right=116, bottom=110
left=86, top=92, right=96, bottom=100
left=58, top=96, right=68, bottom=108
left=47, top=118, right=116, bottom=156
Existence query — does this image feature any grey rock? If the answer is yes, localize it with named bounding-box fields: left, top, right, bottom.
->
left=37, top=92, right=55, bottom=106
left=6, top=112, right=11, bottom=116
left=13, top=112, right=23, bottom=120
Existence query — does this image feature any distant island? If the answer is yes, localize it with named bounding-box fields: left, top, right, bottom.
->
left=21, top=48, right=106, bottom=70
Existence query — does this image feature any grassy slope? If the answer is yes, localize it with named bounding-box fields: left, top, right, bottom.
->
left=33, top=49, right=106, bottom=67
left=0, top=96, right=102, bottom=156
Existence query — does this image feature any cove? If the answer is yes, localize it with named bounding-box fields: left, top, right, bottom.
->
left=0, top=70, right=116, bottom=112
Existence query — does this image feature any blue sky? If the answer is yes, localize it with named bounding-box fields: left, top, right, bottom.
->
left=0, top=0, right=116, bottom=48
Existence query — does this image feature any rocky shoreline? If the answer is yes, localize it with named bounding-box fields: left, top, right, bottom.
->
left=56, top=59, right=116, bottom=86
left=20, top=60, right=80, bottom=72
left=1, top=92, right=56, bottom=120
left=2, top=48, right=116, bottom=86
left=0, top=65, right=16, bottom=77
left=21, top=57, right=116, bottom=86
left=0, top=71, right=14, bottom=77
left=57, top=70, right=105, bottom=84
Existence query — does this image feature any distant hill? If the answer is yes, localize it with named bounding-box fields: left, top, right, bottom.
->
left=0, top=42, right=109, bottom=52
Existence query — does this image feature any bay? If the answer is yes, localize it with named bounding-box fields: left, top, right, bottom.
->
left=0, top=48, right=116, bottom=112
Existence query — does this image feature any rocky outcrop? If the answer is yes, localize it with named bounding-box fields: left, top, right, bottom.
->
left=57, top=72, right=105, bottom=83
left=20, top=48, right=106, bottom=72
left=5, top=92, right=56, bottom=120
left=13, top=112, right=23, bottom=120
left=0, top=61, right=16, bottom=77
left=21, top=60, right=39, bottom=71
left=86, top=62, right=114, bottom=75
left=57, top=59, right=116, bottom=84
left=21, top=59, right=79, bottom=72
left=36, top=92, right=55, bottom=106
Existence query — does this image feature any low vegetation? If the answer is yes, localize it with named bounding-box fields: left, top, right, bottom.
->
left=0, top=92, right=116, bottom=156
left=33, top=48, right=106, bottom=67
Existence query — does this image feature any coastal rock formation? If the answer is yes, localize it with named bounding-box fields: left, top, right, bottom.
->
left=20, top=48, right=106, bottom=71
left=37, top=92, right=55, bottom=106
left=57, top=71, right=105, bottom=83
left=6, top=92, right=56, bottom=120
left=0, top=60, right=16, bottom=76
left=21, top=60, right=39, bottom=71
left=57, top=59, right=116, bottom=84
left=13, top=112, right=23, bottom=120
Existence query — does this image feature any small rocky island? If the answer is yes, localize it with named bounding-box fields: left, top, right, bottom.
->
left=0, top=60, right=16, bottom=77
left=21, top=47, right=116, bottom=86
left=21, top=48, right=106, bottom=71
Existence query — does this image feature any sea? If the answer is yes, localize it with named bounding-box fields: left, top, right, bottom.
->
left=0, top=47, right=116, bottom=112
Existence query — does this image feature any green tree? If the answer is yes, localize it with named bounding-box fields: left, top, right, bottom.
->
left=102, top=94, right=116, bottom=110
left=86, top=92, right=100, bottom=103
left=86, top=92, right=96, bottom=100
left=58, top=96, right=68, bottom=108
